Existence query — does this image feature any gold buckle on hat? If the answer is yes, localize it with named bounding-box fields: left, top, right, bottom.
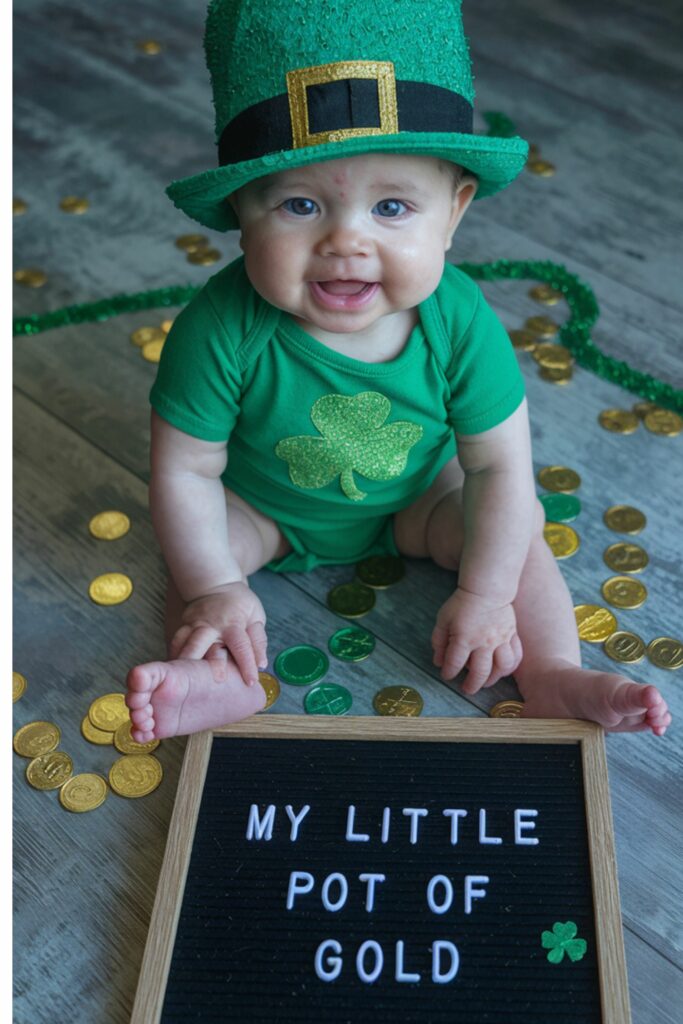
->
left=286, top=60, right=399, bottom=149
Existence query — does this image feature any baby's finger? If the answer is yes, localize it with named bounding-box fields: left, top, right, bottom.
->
left=492, top=641, right=517, bottom=679
left=510, top=633, right=523, bottom=673
left=169, top=624, right=193, bottom=659
left=223, top=624, right=260, bottom=686
left=247, top=621, right=269, bottom=670
left=206, top=642, right=229, bottom=662
left=177, top=625, right=219, bottom=660
left=431, top=625, right=448, bottom=667
left=461, top=648, right=493, bottom=694
left=440, top=638, right=471, bottom=681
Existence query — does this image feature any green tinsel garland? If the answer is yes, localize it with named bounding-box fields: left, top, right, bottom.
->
left=12, top=260, right=682, bottom=413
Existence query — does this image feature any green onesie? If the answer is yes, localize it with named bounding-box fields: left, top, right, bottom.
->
left=150, top=256, right=525, bottom=572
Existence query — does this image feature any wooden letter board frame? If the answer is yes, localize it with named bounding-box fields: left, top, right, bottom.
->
left=131, top=717, right=631, bottom=1023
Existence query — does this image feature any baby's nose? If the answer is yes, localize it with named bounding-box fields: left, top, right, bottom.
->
left=317, top=219, right=372, bottom=258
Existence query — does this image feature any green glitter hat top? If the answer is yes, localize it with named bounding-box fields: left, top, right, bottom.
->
left=166, top=0, right=529, bottom=231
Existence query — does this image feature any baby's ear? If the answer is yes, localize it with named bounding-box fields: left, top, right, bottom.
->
left=446, top=175, right=478, bottom=248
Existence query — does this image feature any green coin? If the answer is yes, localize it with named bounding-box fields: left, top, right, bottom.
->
left=327, top=582, right=376, bottom=618
left=540, top=493, right=581, bottom=523
left=328, top=627, right=376, bottom=662
left=356, top=555, right=405, bottom=588
left=304, top=683, right=353, bottom=716
left=274, top=645, right=329, bottom=686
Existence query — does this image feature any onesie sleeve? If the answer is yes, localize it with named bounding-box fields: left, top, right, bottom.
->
left=149, top=283, right=243, bottom=443
left=444, top=285, right=526, bottom=435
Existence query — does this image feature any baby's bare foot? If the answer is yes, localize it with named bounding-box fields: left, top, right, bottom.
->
left=516, top=658, right=671, bottom=735
left=125, top=655, right=267, bottom=742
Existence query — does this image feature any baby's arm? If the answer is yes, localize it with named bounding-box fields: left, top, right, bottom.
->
left=432, top=399, right=536, bottom=692
left=149, top=411, right=267, bottom=685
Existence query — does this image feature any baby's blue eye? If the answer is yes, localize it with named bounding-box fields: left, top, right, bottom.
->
left=282, top=197, right=318, bottom=216
left=373, top=199, right=408, bottom=218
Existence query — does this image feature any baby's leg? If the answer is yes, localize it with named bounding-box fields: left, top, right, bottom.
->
left=394, top=457, right=670, bottom=735
left=126, top=489, right=292, bottom=741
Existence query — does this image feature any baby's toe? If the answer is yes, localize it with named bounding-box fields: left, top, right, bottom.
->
left=126, top=665, right=156, bottom=695
left=126, top=691, right=153, bottom=711
left=641, top=684, right=665, bottom=711
left=131, top=726, right=156, bottom=743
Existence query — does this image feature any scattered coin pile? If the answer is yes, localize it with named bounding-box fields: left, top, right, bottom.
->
left=129, top=317, right=174, bottom=364
left=175, top=233, right=222, bottom=267
left=12, top=691, right=164, bottom=813
left=598, top=403, right=682, bottom=437
left=525, top=142, right=556, bottom=178
left=508, top=285, right=573, bottom=385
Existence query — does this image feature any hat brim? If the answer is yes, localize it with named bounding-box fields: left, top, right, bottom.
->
left=166, top=131, right=529, bottom=231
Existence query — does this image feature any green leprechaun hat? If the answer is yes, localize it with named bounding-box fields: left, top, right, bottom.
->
left=166, top=0, right=529, bottom=232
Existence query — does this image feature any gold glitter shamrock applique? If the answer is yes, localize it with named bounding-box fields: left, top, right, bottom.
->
left=275, top=391, right=423, bottom=501
left=541, top=921, right=587, bottom=964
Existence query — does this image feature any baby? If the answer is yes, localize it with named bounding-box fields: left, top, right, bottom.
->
left=125, top=0, right=670, bottom=741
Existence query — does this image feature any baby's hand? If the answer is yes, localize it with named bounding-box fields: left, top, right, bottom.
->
left=169, top=582, right=268, bottom=687
left=432, top=588, right=522, bottom=694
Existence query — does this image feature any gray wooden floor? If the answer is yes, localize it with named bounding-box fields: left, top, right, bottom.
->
left=13, top=2, right=682, bottom=1021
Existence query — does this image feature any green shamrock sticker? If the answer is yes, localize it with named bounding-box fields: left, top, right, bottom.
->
left=541, top=921, right=588, bottom=964
left=275, top=391, right=423, bottom=502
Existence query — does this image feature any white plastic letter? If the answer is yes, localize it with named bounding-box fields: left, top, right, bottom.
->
left=432, top=941, right=460, bottom=983
left=359, top=873, right=386, bottom=912
left=381, top=806, right=391, bottom=843
left=356, top=940, right=383, bottom=983
left=464, top=875, right=489, bottom=914
left=346, top=805, right=370, bottom=842
left=246, top=803, right=276, bottom=841
left=395, top=941, right=421, bottom=983
left=285, top=804, right=310, bottom=842
left=478, top=809, right=502, bottom=844
left=402, top=808, right=428, bottom=844
left=286, top=871, right=314, bottom=910
left=442, top=809, right=468, bottom=845
left=514, top=808, right=539, bottom=845
left=315, top=939, right=342, bottom=981
left=426, top=875, right=453, bottom=915
left=322, top=872, right=348, bottom=912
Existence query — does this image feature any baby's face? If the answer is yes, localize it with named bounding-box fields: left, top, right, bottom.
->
left=230, top=154, right=475, bottom=339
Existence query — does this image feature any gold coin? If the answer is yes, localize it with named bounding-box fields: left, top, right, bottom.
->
left=137, top=39, right=163, bottom=54
left=187, top=247, right=222, bottom=266
left=508, top=329, right=538, bottom=351
left=14, top=267, right=47, bottom=288
left=88, top=572, right=133, bottom=605
left=537, top=465, right=581, bottom=493
left=88, top=510, right=131, bottom=541
left=372, top=686, right=424, bottom=717
left=601, top=575, right=648, bottom=609
left=603, top=631, right=646, bottom=665
left=489, top=700, right=524, bottom=718
left=141, top=338, right=165, bottom=363
left=603, top=541, right=649, bottom=573
left=543, top=522, right=580, bottom=558
left=13, top=197, right=27, bottom=215
left=528, top=284, right=563, bottom=306
left=13, top=721, right=61, bottom=758
left=603, top=505, right=646, bottom=534
left=356, top=555, right=405, bottom=588
left=26, top=751, right=73, bottom=790
left=632, top=401, right=660, bottom=420
left=13, top=671, right=27, bottom=702
left=59, top=773, right=108, bottom=813
left=539, top=365, right=573, bottom=385
left=88, top=693, right=130, bottom=732
left=109, top=754, right=163, bottom=798
left=598, top=409, right=639, bottom=434
left=327, top=582, right=376, bottom=618
left=257, top=671, right=280, bottom=710
left=59, top=195, right=89, bottom=214
left=130, top=325, right=165, bottom=347
left=114, top=720, right=160, bottom=754
left=81, top=714, right=114, bottom=746
left=160, top=318, right=174, bottom=334
left=525, top=315, right=559, bottom=338
left=532, top=343, right=573, bottom=369
left=175, top=233, right=209, bottom=251
left=647, top=637, right=683, bottom=671
left=574, top=605, right=618, bottom=643
left=527, top=158, right=556, bottom=177
left=643, top=408, right=683, bottom=437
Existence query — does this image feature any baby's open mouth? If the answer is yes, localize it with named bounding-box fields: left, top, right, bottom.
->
left=316, top=280, right=373, bottom=296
